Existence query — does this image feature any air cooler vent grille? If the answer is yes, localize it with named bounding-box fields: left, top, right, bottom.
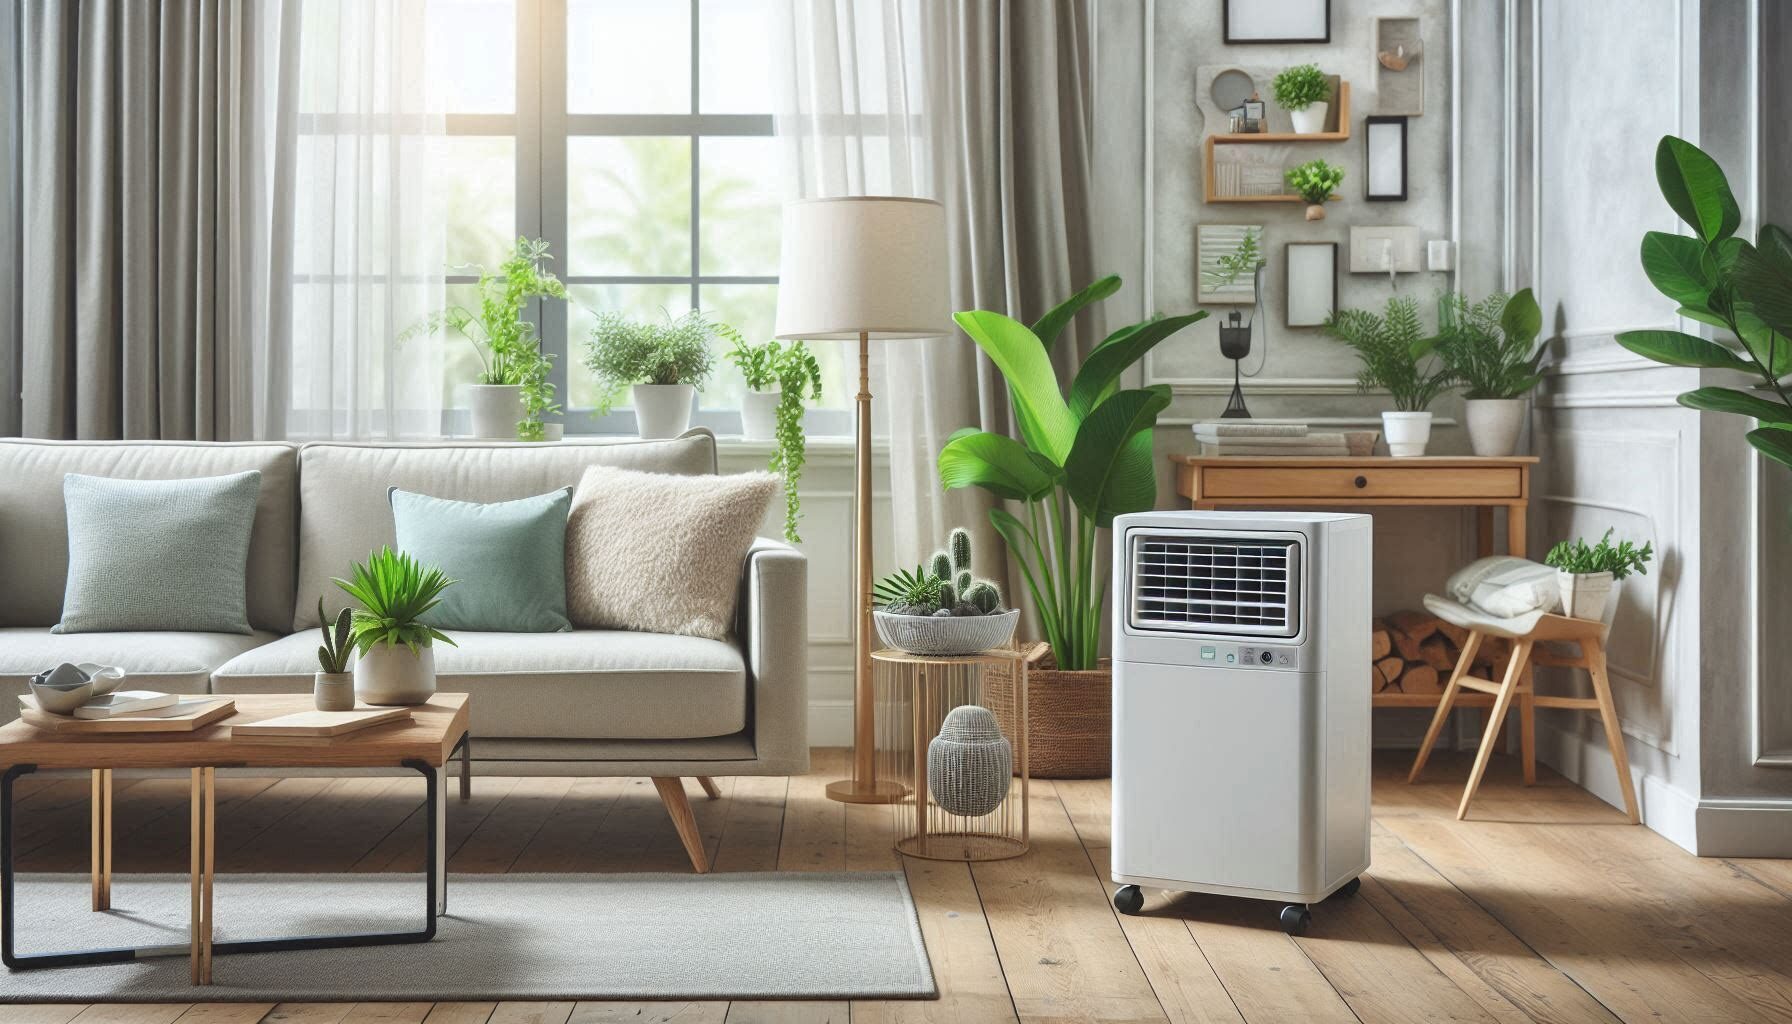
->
left=1128, top=535, right=1301, bottom=638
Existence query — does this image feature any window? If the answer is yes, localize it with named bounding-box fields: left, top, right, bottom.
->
left=424, top=0, right=850, bottom=436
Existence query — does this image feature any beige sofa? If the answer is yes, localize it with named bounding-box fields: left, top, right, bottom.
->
left=0, top=430, right=808, bottom=871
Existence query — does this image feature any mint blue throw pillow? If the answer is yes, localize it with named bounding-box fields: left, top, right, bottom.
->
left=55, top=471, right=263, bottom=635
left=389, top=487, right=573, bottom=633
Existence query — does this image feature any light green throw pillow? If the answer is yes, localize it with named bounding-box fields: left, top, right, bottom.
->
left=389, top=487, right=573, bottom=633
left=55, top=471, right=263, bottom=635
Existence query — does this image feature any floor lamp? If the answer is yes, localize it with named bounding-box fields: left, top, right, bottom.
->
left=775, top=196, right=950, bottom=805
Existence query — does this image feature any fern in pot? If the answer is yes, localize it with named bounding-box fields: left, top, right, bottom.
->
left=583, top=309, right=719, bottom=438
left=873, top=528, right=1016, bottom=656
left=1545, top=528, right=1652, bottom=621
left=1427, top=288, right=1544, bottom=456
left=333, top=548, right=458, bottom=706
left=726, top=331, right=824, bottom=542
left=1325, top=295, right=1457, bottom=455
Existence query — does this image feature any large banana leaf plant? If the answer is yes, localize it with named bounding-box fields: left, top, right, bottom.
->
left=937, top=276, right=1207, bottom=670
left=1616, top=136, right=1792, bottom=470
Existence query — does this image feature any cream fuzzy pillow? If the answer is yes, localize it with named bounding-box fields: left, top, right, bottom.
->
left=566, top=466, right=777, bottom=640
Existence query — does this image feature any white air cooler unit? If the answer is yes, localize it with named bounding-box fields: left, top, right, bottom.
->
left=1109, top=510, right=1372, bottom=935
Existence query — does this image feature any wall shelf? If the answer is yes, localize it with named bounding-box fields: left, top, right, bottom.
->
left=1202, top=135, right=1345, bottom=204
left=1201, top=82, right=1351, bottom=204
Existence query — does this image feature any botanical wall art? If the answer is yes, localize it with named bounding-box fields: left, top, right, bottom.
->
left=1198, top=225, right=1266, bottom=304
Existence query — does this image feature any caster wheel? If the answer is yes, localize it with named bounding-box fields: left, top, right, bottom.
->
left=1113, top=885, right=1144, bottom=916
left=1330, top=877, right=1361, bottom=900
left=1279, top=904, right=1312, bottom=936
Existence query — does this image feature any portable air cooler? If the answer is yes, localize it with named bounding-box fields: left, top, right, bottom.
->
left=1109, top=510, right=1372, bottom=935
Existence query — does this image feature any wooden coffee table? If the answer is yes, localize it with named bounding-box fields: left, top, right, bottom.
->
left=0, top=693, right=470, bottom=984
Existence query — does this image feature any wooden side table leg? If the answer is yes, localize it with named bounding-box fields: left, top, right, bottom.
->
left=90, top=769, right=111, bottom=911
left=1520, top=658, right=1537, bottom=786
left=1411, top=631, right=1482, bottom=782
left=1476, top=507, right=1495, bottom=559
left=189, top=767, right=216, bottom=985
left=1506, top=503, right=1527, bottom=558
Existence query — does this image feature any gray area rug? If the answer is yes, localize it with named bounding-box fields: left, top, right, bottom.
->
left=0, top=872, right=936, bottom=1001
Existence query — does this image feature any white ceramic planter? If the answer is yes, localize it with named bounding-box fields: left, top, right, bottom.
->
left=1289, top=100, right=1329, bottom=134
left=468, top=384, right=524, bottom=439
left=633, top=383, right=695, bottom=439
left=1558, top=570, right=1615, bottom=621
left=1381, top=410, right=1434, bottom=457
left=314, top=671, right=356, bottom=712
left=1465, top=398, right=1526, bottom=457
left=354, top=643, right=437, bottom=706
left=741, top=390, right=782, bottom=440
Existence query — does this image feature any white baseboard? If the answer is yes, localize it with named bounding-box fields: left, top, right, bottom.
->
left=1689, top=799, right=1792, bottom=858
left=807, top=699, right=854, bottom=747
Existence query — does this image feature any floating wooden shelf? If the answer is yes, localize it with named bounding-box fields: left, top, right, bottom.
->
left=1203, top=81, right=1350, bottom=203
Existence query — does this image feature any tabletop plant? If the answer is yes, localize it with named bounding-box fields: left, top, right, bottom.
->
left=1325, top=295, right=1456, bottom=411
left=725, top=330, right=825, bottom=543
left=1425, top=288, right=1545, bottom=399
left=1272, top=63, right=1328, bottom=112
left=399, top=237, right=568, bottom=440
left=1545, top=528, right=1654, bottom=581
left=333, top=548, right=459, bottom=655
left=1285, top=159, right=1345, bottom=218
left=875, top=528, right=1005, bottom=617
left=1614, top=135, right=1792, bottom=471
left=937, top=275, right=1207, bottom=670
left=315, top=598, right=355, bottom=674
left=582, top=308, right=719, bottom=412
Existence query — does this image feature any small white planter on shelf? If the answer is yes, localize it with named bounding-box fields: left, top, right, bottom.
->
left=314, top=671, right=355, bottom=712
left=468, top=384, right=524, bottom=439
left=633, top=383, right=695, bottom=439
left=740, top=390, right=782, bottom=440
left=1465, top=398, right=1526, bottom=456
left=1381, top=410, right=1433, bottom=457
left=1558, top=570, right=1616, bottom=621
left=355, top=643, right=437, bottom=706
left=1289, top=101, right=1329, bottom=134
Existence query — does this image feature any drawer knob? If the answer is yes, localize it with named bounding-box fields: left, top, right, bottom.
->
left=1354, top=475, right=1368, bottom=489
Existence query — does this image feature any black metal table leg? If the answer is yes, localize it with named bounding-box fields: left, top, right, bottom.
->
left=456, top=732, right=471, bottom=801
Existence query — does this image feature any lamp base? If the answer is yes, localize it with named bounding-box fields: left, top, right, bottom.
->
left=1221, top=360, right=1251, bottom=418
left=826, top=778, right=908, bottom=804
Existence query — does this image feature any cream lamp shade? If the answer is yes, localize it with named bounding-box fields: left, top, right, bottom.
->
left=774, top=196, right=951, bottom=340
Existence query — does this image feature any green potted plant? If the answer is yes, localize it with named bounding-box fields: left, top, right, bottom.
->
left=872, top=527, right=1015, bottom=656
left=1544, top=528, right=1653, bottom=621
left=938, top=274, right=1206, bottom=776
left=313, top=599, right=356, bottom=712
left=1426, top=288, right=1544, bottom=456
left=333, top=548, right=458, bottom=706
left=400, top=237, right=568, bottom=441
left=1273, top=63, right=1331, bottom=135
left=583, top=309, right=720, bottom=438
left=725, top=331, right=825, bottom=543
left=1325, top=295, right=1456, bottom=456
left=1614, top=136, right=1792, bottom=472
left=1285, top=159, right=1345, bottom=221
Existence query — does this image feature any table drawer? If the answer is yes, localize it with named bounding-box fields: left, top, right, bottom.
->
left=1200, top=466, right=1523, bottom=500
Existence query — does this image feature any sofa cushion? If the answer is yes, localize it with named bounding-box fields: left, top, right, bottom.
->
left=389, top=487, right=573, bottom=633
left=0, top=440, right=298, bottom=632
left=293, top=431, right=718, bottom=632
left=0, top=628, right=282, bottom=723
left=212, top=629, right=748, bottom=740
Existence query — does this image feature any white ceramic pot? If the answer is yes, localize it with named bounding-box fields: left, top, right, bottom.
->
left=1558, top=570, right=1615, bottom=621
left=1465, top=398, right=1526, bottom=457
left=354, top=643, right=437, bottom=706
left=633, top=383, right=695, bottom=439
left=1381, top=410, right=1434, bottom=457
left=540, top=422, right=564, bottom=442
left=314, top=671, right=356, bottom=712
left=1289, top=100, right=1329, bottom=135
left=741, top=390, right=782, bottom=440
left=468, top=384, right=524, bottom=439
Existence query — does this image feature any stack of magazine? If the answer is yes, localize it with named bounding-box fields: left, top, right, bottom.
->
left=1194, top=422, right=1348, bottom=456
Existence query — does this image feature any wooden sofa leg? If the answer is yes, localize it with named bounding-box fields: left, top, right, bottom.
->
left=652, top=777, right=710, bottom=873
left=696, top=776, right=722, bottom=799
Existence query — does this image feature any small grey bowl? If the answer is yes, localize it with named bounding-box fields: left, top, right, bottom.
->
left=27, top=662, right=127, bottom=714
left=874, top=609, right=1020, bottom=657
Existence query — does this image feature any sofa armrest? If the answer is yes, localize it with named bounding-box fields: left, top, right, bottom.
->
left=739, top=536, right=809, bottom=773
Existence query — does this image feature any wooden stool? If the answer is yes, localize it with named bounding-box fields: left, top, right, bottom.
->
left=1408, top=611, right=1639, bottom=823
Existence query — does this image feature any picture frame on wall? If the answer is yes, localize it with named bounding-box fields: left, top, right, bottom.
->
left=1285, top=242, right=1338, bottom=327
left=1223, top=0, right=1330, bottom=44
left=1197, top=224, right=1264, bottom=304
left=1365, top=116, right=1409, bottom=201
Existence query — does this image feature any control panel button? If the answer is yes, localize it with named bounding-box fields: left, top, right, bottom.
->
left=1200, top=646, right=1216, bottom=661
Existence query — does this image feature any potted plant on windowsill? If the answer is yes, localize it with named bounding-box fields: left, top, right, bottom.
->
left=1273, top=63, right=1331, bottom=135
left=1326, top=295, right=1456, bottom=456
left=725, top=331, right=825, bottom=542
left=1285, top=159, right=1345, bottom=221
left=1544, top=528, right=1653, bottom=621
left=333, top=548, right=458, bottom=706
left=313, top=599, right=356, bottom=712
left=1427, top=288, right=1545, bottom=456
left=939, top=274, right=1207, bottom=776
left=400, top=237, right=568, bottom=441
left=582, top=309, right=721, bottom=438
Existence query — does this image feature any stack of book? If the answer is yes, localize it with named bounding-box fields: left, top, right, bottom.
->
left=1193, top=422, right=1349, bottom=456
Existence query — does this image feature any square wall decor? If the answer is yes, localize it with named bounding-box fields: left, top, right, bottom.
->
left=1365, top=116, right=1409, bottom=201
left=1224, top=0, right=1330, bottom=44
left=1285, top=242, right=1338, bottom=326
left=1197, top=224, right=1264, bottom=304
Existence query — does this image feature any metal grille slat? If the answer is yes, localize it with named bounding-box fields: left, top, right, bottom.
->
left=1127, top=535, right=1301, bottom=638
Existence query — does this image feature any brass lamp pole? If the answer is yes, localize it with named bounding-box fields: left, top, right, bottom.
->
left=773, top=197, right=950, bottom=805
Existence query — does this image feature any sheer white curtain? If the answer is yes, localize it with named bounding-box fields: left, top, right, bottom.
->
left=286, top=0, right=447, bottom=439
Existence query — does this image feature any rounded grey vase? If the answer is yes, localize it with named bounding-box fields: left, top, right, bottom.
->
left=927, top=705, right=1012, bottom=818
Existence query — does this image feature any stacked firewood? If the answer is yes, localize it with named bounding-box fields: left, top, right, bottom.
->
left=1371, top=610, right=1510, bottom=695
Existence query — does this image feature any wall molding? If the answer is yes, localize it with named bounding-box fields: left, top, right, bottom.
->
left=1533, top=391, right=1685, bottom=410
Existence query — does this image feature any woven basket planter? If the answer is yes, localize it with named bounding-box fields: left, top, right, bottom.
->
left=984, top=650, right=1111, bottom=779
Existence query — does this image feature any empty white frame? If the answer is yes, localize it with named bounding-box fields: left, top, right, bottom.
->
left=1197, top=224, right=1264, bottom=304
left=1224, top=0, right=1330, bottom=43
left=1365, top=116, right=1409, bottom=200
left=1285, top=242, right=1338, bottom=326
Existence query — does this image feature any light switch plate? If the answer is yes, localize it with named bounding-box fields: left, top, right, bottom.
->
left=1349, top=226, right=1422, bottom=273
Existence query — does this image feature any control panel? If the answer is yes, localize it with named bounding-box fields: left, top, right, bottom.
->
left=1194, top=642, right=1301, bottom=671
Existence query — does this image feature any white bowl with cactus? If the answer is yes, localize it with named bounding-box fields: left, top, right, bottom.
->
left=873, top=528, right=1019, bottom=656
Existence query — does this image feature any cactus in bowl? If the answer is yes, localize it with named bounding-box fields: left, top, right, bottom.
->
left=873, top=528, right=1019, bottom=655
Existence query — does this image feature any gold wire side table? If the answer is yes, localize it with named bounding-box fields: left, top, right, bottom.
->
left=872, top=642, right=1046, bottom=862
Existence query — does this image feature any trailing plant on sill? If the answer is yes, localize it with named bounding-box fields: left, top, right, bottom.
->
left=1324, top=295, right=1456, bottom=411
left=1545, top=528, right=1653, bottom=581
left=332, top=547, right=459, bottom=656
left=725, top=329, right=825, bottom=543
left=1423, top=288, right=1545, bottom=399
left=582, top=308, right=720, bottom=412
left=399, top=237, right=568, bottom=441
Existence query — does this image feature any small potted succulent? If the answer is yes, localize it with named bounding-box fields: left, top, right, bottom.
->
left=873, top=528, right=1018, bottom=656
left=724, top=330, right=826, bottom=543
left=1427, top=288, right=1545, bottom=456
left=1325, top=295, right=1456, bottom=456
left=1544, top=529, right=1653, bottom=621
left=333, top=547, right=458, bottom=706
left=314, top=599, right=357, bottom=711
left=1285, top=159, right=1345, bottom=220
left=1273, top=63, right=1331, bottom=134
left=582, top=309, right=721, bottom=439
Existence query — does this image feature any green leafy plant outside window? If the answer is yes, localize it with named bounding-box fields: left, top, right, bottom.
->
left=581, top=308, right=721, bottom=414
left=1324, top=295, right=1456, bottom=412
left=332, top=548, right=460, bottom=656
left=1285, top=160, right=1345, bottom=204
left=1545, top=529, right=1653, bottom=581
left=1272, top=64, right=1329, bottom=111
left=1424, top=288, right=1545, bottom=399
left=400, top=237, right=568, bottom=441
left=725, top=330, right=825, bottom=543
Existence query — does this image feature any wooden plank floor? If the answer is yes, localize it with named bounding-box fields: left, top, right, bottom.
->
left=4, top=748, right=1790, bottom=1022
